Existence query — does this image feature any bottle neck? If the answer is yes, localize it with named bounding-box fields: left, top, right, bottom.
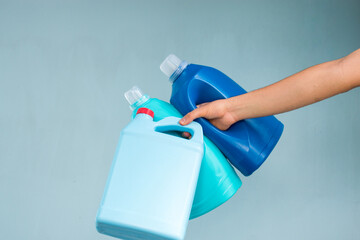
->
left=169, top=61, right=188, bottom=83
left=130, top=94, right=150, bottom=110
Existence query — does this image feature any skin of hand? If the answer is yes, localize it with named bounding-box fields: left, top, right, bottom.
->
left=179, top=48, right=360, bottom=133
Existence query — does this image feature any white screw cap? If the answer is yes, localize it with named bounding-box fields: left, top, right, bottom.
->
left=160, top=54, right=182, bottom=78
left=124, top=86, right=144, bottom=106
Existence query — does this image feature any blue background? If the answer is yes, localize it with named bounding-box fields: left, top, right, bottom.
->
left=1, top=1, right=359, bottom=239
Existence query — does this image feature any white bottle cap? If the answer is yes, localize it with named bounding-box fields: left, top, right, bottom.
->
left=124, top=86, right=150, bottom=110
left=124, top=86, right=144, bottom=106
left=160, top=54, right=182, bottom=78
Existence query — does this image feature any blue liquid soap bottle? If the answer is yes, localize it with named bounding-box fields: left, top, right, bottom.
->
left=96, top=108, right=204, bottom=240
left=124, top=86, right=242, bottom=219
left=160, top=54, right=284, bottom=176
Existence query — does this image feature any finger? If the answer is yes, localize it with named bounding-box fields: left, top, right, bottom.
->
left=179, top=107, right=207, bottom=125
left=181, top=131, right=192, bottom=139
left=196, top=102, right=209, bottom=108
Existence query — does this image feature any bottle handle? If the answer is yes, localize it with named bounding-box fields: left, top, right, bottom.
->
left=154, top=117, right=203, bottom=145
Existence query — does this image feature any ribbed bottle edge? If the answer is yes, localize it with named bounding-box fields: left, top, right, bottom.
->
left=169, top=61, right=188, bottom=82
left=130, top=95, right=150, bottom=110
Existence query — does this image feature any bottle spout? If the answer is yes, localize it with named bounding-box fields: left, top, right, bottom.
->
left=124, top=86, right=150, bottom=110
left=160, top=54, right=182, bottom=78
left=160, top=54, right=188, bottom=83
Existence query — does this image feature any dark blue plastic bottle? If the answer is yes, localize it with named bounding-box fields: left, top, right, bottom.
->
left=160, top=54, right=284, bottom=176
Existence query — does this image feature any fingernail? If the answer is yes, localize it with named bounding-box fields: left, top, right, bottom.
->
left=179, top=118, right=185, bottom=124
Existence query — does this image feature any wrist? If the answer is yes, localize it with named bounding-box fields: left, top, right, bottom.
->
left=226, top=95, right=249, bottom=122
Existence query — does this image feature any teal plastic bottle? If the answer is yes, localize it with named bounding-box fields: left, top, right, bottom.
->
left=96, top=109, right=203, bottom=240
left=125, top=86, right=242, bottom=219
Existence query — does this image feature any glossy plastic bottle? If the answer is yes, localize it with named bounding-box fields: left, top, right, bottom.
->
left=160, top=54, right=284, bottom=176
left=96, top=108, right=203, bottom=240
left=125, top=86, right=242, bottom=219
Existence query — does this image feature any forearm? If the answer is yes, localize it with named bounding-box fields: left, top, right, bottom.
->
left=228, top=50, right=360, bottom=121
left=180, top=49, right=360, bottom=130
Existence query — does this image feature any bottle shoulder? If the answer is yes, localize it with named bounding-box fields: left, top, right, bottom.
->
left=174, top=64, right=246, bottom=100
left=132, top=98, right=183, bottom=121
left=123, top=115, right=154, bottom=133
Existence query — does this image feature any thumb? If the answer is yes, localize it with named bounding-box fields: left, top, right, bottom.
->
left=179, top=106, right=207, bottom=125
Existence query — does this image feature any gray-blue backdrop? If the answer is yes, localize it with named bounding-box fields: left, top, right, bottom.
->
left=1, top=1, right=359, bottom=239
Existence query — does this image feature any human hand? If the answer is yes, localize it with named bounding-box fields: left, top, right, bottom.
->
left=179, top=99, right=237, bottom=136
left=179, top=48, right=360, bottom=140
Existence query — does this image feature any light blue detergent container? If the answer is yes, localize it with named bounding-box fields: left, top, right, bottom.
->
left=125, top=86, right=242, bottom=219
left=96, top=108, right=204, bottom=240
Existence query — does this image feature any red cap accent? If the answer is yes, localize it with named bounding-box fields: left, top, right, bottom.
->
left=136, top=108, right=154, bottom=118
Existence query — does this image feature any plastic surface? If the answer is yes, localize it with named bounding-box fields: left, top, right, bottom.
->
left=96, top=114, right=204, bottom=240
left=129, top=88, right=241, bottom=219
left=164, top=57, right=284, bottom=176
left=160, top=54, right=182, bottom=79
left=136, top=107, right=154, bottom=118
left=124, top=86, right=150, bottom=110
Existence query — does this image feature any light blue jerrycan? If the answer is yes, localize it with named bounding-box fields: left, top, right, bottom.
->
left=125, top=86, right=242, bottom=219
left=96, top=108, right=204, bottom=240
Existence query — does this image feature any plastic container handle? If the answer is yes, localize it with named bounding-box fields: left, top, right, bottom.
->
left=154, top=117, right=203, bottom=145
left=187, top=91, right=250, bottom=149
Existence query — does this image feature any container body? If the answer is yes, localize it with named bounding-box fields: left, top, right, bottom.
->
left=96, top=114, right=204, bottom=240
left=131, top=98, right=241, bottom=219
left=170, top=64, right=284, bottom=176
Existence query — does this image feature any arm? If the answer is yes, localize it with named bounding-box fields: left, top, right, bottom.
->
left=179, top=48, right=360, bottom=131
